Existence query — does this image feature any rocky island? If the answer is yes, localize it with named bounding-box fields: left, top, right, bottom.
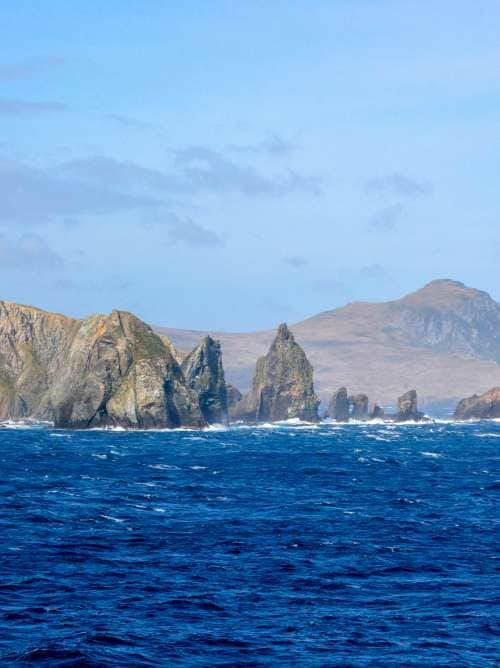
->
left=454, top=387, right=500, bottom=420
left=230, top=323, right=320, bottom=423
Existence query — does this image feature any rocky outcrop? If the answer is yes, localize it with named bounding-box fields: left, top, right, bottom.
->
left=326, top=387, right=350, bottom=421
left=0, top=300, right=205, bottom=429
left=51, top=311, right=205, bottom=429
left=370, top=403, right=384, bottom=419
left=233, top=323, right=320, bottom=423
left=181, top=336, right=228, bottom=425
left=395, top=390, right=424, bottom=421
left=454, top=387, right=500, bottom=420
left=0, top=300, right=79, bottom=420
left=349, top=393, right=369, bottom=420
left=226, top=384, right=242, bottom=412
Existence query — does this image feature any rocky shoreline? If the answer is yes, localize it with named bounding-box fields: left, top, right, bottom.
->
left=0, top=298, right=497, bottom=429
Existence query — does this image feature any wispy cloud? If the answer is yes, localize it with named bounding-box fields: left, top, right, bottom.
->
left=0, top=234, right=62, bottom=270
left=103, top=114, right=155, bottom=131
left=173, top=146, right=320, bottom=197
left=165, top=214, right=223, bottom=248
left=0, top=99, right=67, bottom=116
left=365, top=173, right=432, bottom=198
left=0, top=157, right=159, bottom=225
left=228, top=133, right=294, bottom=157
left=284, top=255, right=308, bottom=268
left=369, top=203, right=405, bottom=231
left=55, top=156, right=178, bottom=193
left=0, top=145, right=320, bottom=229
left=0, top=56, right=65, bottom=82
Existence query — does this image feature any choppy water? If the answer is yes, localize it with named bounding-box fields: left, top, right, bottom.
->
left=0, top=422, right=498, bottom=666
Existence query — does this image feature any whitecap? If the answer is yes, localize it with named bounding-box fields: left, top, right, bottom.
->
left=420, top=451, right=443, bottom=458
left=148, top=464, right=180, bottom=470
left=204, top=423, right=229, bottom=432
left=99, top=514, right=125, bottom=523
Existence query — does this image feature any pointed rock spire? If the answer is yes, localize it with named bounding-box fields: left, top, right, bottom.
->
left=181, top=336, right=228, bottom=425
left=232, top=323, right=320, bottom=423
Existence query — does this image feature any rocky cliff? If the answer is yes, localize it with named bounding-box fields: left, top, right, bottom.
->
left=454, top=387, right=500, bottom=420
left=181, top=336, right=228, bottom=425
left=0, top=300, right=205, bottom=429
left=232, top=323, right=320, bottom=423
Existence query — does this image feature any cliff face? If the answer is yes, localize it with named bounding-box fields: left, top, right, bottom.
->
left=0, top=301, right=205, bottom=429
left=51, top=311, right=204, bottom=429
left=181, top=336, right=228, bottom=425
left=0, top=301, right=79, bottom=419
left=233, top=323, right=320, bottom=423
left=454, top=387, right=500, bottom=420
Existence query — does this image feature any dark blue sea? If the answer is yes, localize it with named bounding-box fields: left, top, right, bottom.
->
left=0, top=421, right=498, bottom=667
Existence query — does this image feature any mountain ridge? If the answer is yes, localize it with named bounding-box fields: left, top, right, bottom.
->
left=156, top=279, right=500, bottom=409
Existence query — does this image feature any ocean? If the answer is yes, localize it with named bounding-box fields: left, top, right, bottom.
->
left=0, top=421, right=498, bottom=666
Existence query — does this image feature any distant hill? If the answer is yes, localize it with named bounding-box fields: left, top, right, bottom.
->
left=156, top=280, right=500, bottom=412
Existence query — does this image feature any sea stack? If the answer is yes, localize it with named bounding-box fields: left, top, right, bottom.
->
left=370, top=403, right=384, bottom=419
left=454, top=387, right=500, bottom=420
left=395, top=390, right=424, bottom=421
left=349, top=393, right=369, bottom=420
left=326, top=387, right=350, bottom=421
left=181, top=336, right=228, bottom=425
left=232, top=323, right=320, bottom=423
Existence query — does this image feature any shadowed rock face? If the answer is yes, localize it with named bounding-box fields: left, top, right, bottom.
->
left=370, top=404, right=384, bottom=419
left=326, top=387, right=350, bottom=421
left=454, top=387, right=500, bottom=420
left=233, top=323, right=320, bottom=423
left=181, top=336, right=228, bottom=425
left=0, top=301, right=205, bottom=429
left=349, top=393, right=369, bottom=420
left=226, top=384, right=242, bottom=410
left=396, top=390, right=424, bottom=421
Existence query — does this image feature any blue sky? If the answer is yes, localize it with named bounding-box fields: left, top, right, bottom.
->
left=1, top=1, right=499, bottom=330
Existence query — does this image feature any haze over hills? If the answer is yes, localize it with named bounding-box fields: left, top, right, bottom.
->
left=156, top=280, right=500, bottom=411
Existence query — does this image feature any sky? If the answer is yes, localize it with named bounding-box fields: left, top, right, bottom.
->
left=1, top=0, right=499, bottom=331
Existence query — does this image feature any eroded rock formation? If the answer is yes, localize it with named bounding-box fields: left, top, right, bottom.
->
left=232, top=323, right=320, bottom=423
left=349, top=393, right=369, bottom=420
left=0, top=300, right=205, bottom=429
left=326, top=387, right=350, bottom=421
left=454, top=387, right=500, bottom=420
left=370, top=403, right=384, bottom=419
left=181, top=336, right=228, bottom=425
left=226, top=385, right=242, bottom=412
left=395, top=390, right=424, bottom=421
